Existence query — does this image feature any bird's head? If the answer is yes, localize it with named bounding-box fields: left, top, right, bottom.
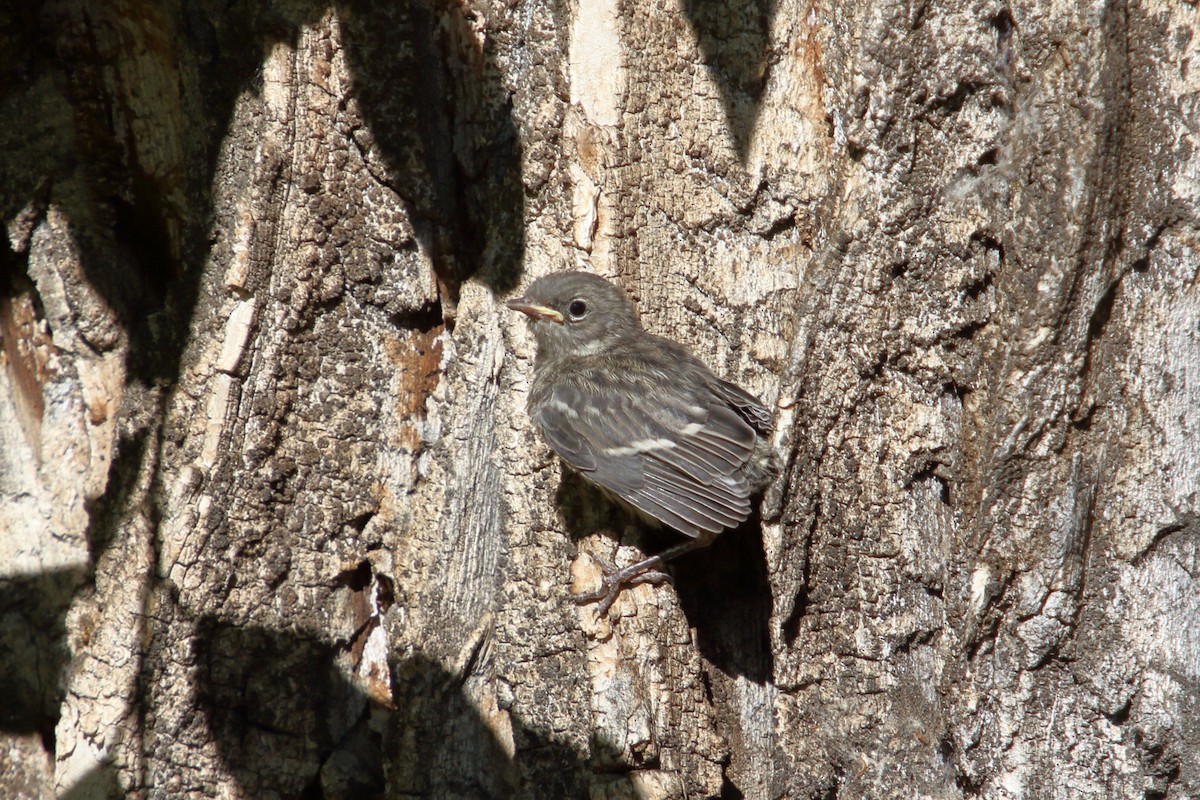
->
left=506, top=272, right=641, bottom=363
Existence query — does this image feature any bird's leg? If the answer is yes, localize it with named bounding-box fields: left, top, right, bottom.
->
left=572, top=535, right=714, bottom=615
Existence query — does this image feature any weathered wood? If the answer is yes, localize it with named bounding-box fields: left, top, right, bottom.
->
left=1, top=0, right=1197, bottom=798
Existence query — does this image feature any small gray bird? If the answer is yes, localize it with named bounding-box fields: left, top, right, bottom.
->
left=507, top=271, right=773, bottom=612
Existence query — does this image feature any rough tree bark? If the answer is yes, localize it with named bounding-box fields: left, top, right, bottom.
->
left=1, top=0, right=1197, bottom=798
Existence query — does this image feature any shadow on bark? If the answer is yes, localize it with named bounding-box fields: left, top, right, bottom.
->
left=337, top=0, right=526, bottom=298
left=681, top=0, right=775, bottom=163
left=672, top=512, right=774, bottom=685
left=556, top=473, right=773, bottom=683
left=195, top=618, right=371, bottom=798
left=194, top=620, right=586, bottom=798
left=0, top=568, right=87, bottom=747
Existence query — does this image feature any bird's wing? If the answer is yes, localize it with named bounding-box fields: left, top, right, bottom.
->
left=710, top=377, right=773, bottom=434
left=532, top=380, right=756, bottom=538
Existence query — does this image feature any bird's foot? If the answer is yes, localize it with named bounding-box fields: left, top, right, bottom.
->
left=571, top=555, right=673, bottom=615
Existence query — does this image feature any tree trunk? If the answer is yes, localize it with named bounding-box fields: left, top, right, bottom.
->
left=2, top=0, right=1197, bottom=798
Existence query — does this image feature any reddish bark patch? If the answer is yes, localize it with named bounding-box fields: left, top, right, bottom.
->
left=386, top=325, right=445, bottom=449
left=0, top=290, right=56, bottom=451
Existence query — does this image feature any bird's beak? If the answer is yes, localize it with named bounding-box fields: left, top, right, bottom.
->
left=505, top=298, right=564, bottom=324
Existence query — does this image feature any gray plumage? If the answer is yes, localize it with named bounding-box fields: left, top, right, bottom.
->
left=508, top=271, right=772, bottom=541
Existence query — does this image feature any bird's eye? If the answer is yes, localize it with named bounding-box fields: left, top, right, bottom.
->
left=567, top=299, right=588, bottom=319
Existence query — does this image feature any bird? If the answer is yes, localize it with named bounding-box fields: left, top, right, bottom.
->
left=506, top=271, right=773, bottom=613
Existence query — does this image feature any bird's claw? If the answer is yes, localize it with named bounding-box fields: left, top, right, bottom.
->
left=571, top=556, right=673, bottom=615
